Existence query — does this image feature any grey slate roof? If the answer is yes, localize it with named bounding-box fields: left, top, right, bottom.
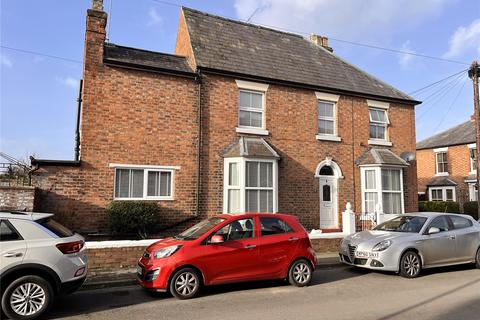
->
left=416, top=120, right=475, bottom=150
left=426, top=176, right=457, bottom=187
left=182, top=7, right=417, bottom=104
left=103, top=43, right=195, bottom=75
left=222, top=137, right=280, bottom=159
left=356, top=148, right=409, bottom=166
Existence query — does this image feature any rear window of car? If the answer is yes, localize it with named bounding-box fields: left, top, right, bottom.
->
left=37, top=219, right=74, bottom=238
left=260, top=217, right=293, bottom=236
left=449, top=216, right=473, bottom=230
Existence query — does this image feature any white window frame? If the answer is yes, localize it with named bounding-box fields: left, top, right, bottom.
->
left=428, top=186, right=456, bottom=202
left=235, top=80, right=269, bottom=136
left=468, top=143, right=477, bottom=174
left=110, top=164, right=178, bottom=201
left=468, top=183, right=478, bottom=201
left=367, top=100, right=391, bottom=146
left=223, top=157, right=278, bottom=213
left=434, top=147, right=449, bottom=176
left=315, top=92, right=341, bottom=142
left=360, top=166, right=404, bottom=214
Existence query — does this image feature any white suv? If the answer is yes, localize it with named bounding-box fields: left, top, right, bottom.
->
left=0, top=212, right=88, bottom=320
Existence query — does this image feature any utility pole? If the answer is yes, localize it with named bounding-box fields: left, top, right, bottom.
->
left=469, top=60, right=480, bottom=217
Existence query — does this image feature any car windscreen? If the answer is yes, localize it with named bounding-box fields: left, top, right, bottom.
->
left=37, top=218, right=75, bottom=238
left=175, top=217, right=226, bottom=240
left=374, top=216, right=427, bottom=233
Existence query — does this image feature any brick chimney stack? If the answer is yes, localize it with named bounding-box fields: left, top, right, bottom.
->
left=310, top=34, right=333, bottom=53
left=84, top=0, right=107, bottom=71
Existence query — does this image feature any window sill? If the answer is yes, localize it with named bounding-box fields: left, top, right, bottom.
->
left=236, top=127, right=269, bottom=136
left=434, top=172, right=449, bottom=177
left=368, top=139, right=392, bottom=147
left=113, top=197, right=174, bottom=201
left=316, top=134, right=342, bottom=142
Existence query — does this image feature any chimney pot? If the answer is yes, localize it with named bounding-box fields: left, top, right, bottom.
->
left=310, top=33, right=333, bottom=53
left=92, top=0, right=104, bottom=11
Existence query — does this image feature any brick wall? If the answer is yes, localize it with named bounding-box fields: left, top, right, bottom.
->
left=417, top=144, right=474, bottom=208
left=0, top=186, right=35, bottom=211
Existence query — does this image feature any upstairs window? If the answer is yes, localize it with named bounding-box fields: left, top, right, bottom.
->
left=470, top=147, right=477, bottom=173
left=318, top=101, right=336, bottom=135
left=369, top=108, right=389, bottom=140
left=435, top=152, right=448, bottom=175
left=239, top=90, right=264, bottom=129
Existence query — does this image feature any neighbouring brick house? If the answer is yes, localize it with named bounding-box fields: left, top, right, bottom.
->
left=417, top=119, right=477, bottom=208
left=31, top=0, right=419, bottom=235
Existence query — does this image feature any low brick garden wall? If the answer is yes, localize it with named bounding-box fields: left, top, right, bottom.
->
left=0, top=186, right=35, bottom=211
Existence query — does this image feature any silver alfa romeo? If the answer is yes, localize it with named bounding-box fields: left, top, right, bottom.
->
left=339, top=212, right=480, bottom=278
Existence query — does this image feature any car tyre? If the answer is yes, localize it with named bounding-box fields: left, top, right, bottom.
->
left=169, top=268, right=201, bottom=300
left=399, top=251, right=422, bottom=278
left=1, top=275, right=54, bottom=320
left=288, top=259, right=313, bottom=287
left=475, top=247, right=480, bottom=269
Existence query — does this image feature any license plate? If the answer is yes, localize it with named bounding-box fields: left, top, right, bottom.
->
left=137, top=265, right=143, bottom=276
left=355, top=251, right=379, bottom=259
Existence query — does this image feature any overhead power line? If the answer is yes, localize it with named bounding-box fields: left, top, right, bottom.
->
left=432, top=78, right=468, bottom=132
left=409, top=69, right=468, bottom=95
left=0, top=45, right=82, bottom=64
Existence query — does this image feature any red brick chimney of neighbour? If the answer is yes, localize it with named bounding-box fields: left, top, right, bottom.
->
left=310, top=34, right=333, bottom=52
left=84, top=0, right=107, bottom=73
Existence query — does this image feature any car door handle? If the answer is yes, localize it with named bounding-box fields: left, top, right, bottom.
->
left=245, top=244, right=257, bottom=249
left=288, top=237, right=299, bottom=242
left=3, top=252, right=23, bottom=258
left=448, top=235, right=456, bottom=240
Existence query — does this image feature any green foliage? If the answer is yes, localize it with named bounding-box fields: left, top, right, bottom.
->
left=106, top=201, right=160, bottom=239
left=462, top=201, right=479, bottom=220
left=418, top=201, right=460, bottom=213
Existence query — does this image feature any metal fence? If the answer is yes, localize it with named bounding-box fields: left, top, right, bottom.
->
left=0, top=162, right=31, bottom=186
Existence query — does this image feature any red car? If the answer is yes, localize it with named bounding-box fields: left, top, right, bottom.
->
left=137, top=213, right=317, bottom=299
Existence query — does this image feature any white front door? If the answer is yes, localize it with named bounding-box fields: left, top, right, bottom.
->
left=320, top=177, right=337, bottom=229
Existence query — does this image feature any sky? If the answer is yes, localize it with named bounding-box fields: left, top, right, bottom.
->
left=1, top=0, right=480, bottom=161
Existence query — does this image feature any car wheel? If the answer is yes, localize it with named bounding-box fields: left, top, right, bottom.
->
left=1, top=275, right=53, bottom=320
left=399, top=251, right=422, bottom=278
left=288, top=259, right=313, bottom=287
left=169, top=268, right=201, bottom=300
left=475, top=247, right=480, bottom=269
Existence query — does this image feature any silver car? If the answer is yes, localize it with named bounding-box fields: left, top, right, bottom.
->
left=339, top=212, right=480, bottom=278
left=0, top=211, right=88, bottom=320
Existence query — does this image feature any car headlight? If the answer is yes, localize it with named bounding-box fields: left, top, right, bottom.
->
left=153, top=245, right=182, bottom=259
left=372, top=240, right=392, bottom=252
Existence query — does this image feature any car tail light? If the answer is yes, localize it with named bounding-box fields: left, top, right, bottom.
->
left=56, top=240, right=84, bottom=254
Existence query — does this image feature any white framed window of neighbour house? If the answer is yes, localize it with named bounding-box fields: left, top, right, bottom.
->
left=223, top=158, right=278, bottom=214
left=110, top=164, right=178, bottom=200
left=235, top=80, right=269, bottom=136
left=468, top=183, right=478, bottom=201
left=468, top=144, right=477, bottom=174
left=360, top=166, right=404, bottom=214
left=368, top=100, right=391, bottom=147
left=434, top=148, right=448, bottom=176
left=429, top=187, right=455, bottom=202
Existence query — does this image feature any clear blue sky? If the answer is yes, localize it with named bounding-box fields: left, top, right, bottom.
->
left=1, top=0, right=479, bottom=161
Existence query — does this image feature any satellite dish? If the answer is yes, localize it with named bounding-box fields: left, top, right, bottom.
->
left=400, top=152, right=416, bottom=162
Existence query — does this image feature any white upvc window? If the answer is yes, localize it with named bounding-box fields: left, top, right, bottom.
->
left=369, top=108, right=389, bottom=141
left=428, top=186, right=455, bottom=202
left=468, top=143, right=477, bottom=174
left=235, top=80, right=269, bottom=135
left=434, top=148, right=448, bottom=176
left=360, top=166, right=404, bottom=214
left=111, top=164, right=177, bottom=200
left=224, top=157, right=278, bottom=213
left=315, top=92, right=341, bottom=142
left=468, top=183, right=478, bottom=201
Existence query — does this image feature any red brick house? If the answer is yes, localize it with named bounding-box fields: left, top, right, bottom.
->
left=32, top=0, right=419, bottom=234
left=417, top=119, right=477, bottom=208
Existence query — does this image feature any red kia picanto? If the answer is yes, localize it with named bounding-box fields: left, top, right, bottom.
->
left=137, top=213, right=317, bottom=299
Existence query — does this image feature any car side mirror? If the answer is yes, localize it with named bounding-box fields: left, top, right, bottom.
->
left=209, top=235, right=224, bottom=244
left=427, top=227, right=440, bottom=235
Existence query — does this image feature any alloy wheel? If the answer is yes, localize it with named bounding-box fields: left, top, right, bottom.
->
left=10, top=282, right=46, bottom=316
left=293, top=262, right=311, bottom=284
left=174, top=272, right=198, bottom=297
left=403, top=253, right=420, bottom=277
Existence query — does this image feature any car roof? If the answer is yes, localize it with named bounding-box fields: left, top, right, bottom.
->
left=403, top=212, right=477, bottom=220
left=0, top=211, right=54, bottom=221
left=218, top=212, right=295, bottom=220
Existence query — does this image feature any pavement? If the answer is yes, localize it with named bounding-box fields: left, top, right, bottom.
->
left=82, top=252, right=341, bottom=290
left=48, top=263, right=480, bottom=320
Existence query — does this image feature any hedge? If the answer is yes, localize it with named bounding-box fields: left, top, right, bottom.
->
left=106, top=201, right=160, bottom=239
left=462, top=201, right=479, bottom=220
left=418, top=201, right=460, bottom=213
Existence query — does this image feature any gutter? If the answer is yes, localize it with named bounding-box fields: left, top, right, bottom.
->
left=198, top=67, right=421, bottom=106
left=103, top=59, right=197, bottom=79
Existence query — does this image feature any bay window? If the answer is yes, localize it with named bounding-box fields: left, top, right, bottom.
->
left=224, top=158, right=277, bottom=213
left=428, top=186, right=456, bottom=202
left=361, top=167, right=404, bottom=214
